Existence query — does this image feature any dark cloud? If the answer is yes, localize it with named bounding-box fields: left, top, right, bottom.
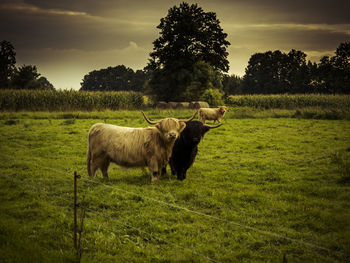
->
left=207, top=0, right=350, bottom=24
left=0, top=3, right=157, bottom=51
left=225, top=24, right=349, bottom=52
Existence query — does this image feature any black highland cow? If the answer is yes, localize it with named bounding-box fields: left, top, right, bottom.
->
left=164, top=121, right=222, bottom=180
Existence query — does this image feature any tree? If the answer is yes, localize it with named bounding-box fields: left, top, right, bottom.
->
left=12, top=65, right=40, bottom=89
left=0, top=40, right=16, bottom=89
left=333, top=42, right=350, bottom=93
left=183, top=61, right=223, bottom=101
left=242, top=49, right=310, bottom=94
left=286, top=49, right=310, bottom=93
left=242, top=51, right=286, bottom=94
left=312, top=42, right=350, bottom=94
left=37, top=77, right=54, bottom=90
left=222, top=74, right=242, bottom=95
left=11, top=65, right=54, bottom=90
left=146, top=2, right=230, bottom=101
left=80, top=65, right=147, bottom=92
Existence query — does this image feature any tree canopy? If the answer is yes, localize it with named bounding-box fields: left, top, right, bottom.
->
left=1, top=40, right=54, bottom=90
left=80, top=65, right=147, bottom=92
left=0, top=40, right=16, bottom=89
left=146, top=2, right=230, bottom=101
left=12, top=65, right=54, bottom=90
left=241, top=43, right=350, bottom=94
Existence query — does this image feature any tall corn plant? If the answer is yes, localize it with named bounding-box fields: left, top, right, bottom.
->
left=226, top=94, right=350, bottom=110
left=0, top=90, right=144, bottom=111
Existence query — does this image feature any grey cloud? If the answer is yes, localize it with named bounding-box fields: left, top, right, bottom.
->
left=226, top=25, right=350, bottom=52
left=206, top=0, right=350, bottom=24
left=0, top=7, right=157, bottom=51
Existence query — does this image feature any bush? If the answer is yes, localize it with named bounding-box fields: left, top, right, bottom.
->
left=200, top=88, right=224, bottom=107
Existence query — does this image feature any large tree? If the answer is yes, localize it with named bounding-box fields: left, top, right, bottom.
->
left=310, top=42, right=350, bottom=94
left=0, top=40, right=16, bottom=89
left=222, top=74, right=242, bottom=95
left=11, top=65, right=54, bottom=90
left=146, top=2, right=230, bottom=101
left=242, top=50, right=310, bottom=94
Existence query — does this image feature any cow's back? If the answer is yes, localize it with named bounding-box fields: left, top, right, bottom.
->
left=88, top=123, right=159, bottom=168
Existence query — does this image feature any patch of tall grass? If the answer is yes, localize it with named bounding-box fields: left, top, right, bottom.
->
left=332, top=150, right=350, bottom=183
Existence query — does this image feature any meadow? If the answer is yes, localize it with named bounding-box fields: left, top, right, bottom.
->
left=0, top=109, right=350, bottom=263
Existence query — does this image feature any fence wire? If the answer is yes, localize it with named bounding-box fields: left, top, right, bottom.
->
left=0, top=152, right=349, bottom=259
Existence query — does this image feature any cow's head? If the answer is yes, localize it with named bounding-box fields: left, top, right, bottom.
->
left=219, top=106, right=228, bottom=115
left=180, top=121, right=222, bottom=145
left=141, top=111, right=197, bottom=142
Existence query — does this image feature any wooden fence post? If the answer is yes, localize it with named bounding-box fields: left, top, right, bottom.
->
left=74, top=171, right=80, bottom=250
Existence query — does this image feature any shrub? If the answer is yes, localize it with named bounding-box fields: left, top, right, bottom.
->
left=200, top=88, right=224, bottom=107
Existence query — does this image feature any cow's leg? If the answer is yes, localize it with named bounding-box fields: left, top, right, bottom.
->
left=161, top=166, right=167, bottom=176
left=177, top=168, right=186, bottom=180
left=91, top=153, right=106, bottom=178
left=100, top=158, right=110, bottom=179
left=148, top=157, right=159, bottom=183
left=169, top=162, right=177, bottom=176
left=151, top=171, right=159, bottom=183
left=90, top=161, right=98, bottom=178
left=141, top=167, right=148, bottom=177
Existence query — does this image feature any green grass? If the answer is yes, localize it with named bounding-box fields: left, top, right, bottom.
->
left=0, top=110, right=350, bottom=262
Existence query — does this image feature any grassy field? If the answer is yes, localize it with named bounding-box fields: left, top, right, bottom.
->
left=0, top=110, right=349, bottom=262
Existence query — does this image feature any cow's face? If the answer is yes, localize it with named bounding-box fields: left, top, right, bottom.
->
left=180, top=121, right=210, bottom=145
left=156, top=118, right=186, bottom=142
left=219, top=106, right=228, bottom=114
left=179, top=121, right=222, bottom=146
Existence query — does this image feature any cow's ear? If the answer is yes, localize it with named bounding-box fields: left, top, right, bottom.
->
left=203, top=126, right=210, bottom=133
left=179, top=122, right=186, bottom=132
left=155, top=123, right=161, bottom=131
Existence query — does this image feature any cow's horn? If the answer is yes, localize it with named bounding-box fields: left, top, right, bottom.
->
left=141, top=111, right=159, bottom=125
left=179, top=110, right=198, bottom=123
left=204, top=123, right=223, bottom=129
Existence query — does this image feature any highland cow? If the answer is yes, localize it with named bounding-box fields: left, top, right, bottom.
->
left=87, top=111, right=197, bottom=182
left=199, top=106, right=228, bottom=124
left=164, top=121, right=222, bottom=180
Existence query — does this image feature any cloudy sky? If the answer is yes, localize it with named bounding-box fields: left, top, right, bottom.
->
left=1, top=0, right=349, bottom=90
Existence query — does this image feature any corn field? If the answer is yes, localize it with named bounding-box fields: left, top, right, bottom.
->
left=1, top=90, right=350, bottom=112
left=226, top=94, right=350, bottom=110
left=0, top=90, right=144, bottom=111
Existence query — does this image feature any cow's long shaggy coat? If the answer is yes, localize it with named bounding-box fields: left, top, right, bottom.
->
left=199, top=106, right=228, bottom=124
left=167, top=121, right=221, bottom=180
left=87, top=111, right=197, bottom=182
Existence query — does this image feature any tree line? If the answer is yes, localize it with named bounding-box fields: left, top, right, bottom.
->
left=241, top=43, right=350, bottom=95
left=1, top=2, right=349, bottom=98
left=0, top=40, right=54, bottom=90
